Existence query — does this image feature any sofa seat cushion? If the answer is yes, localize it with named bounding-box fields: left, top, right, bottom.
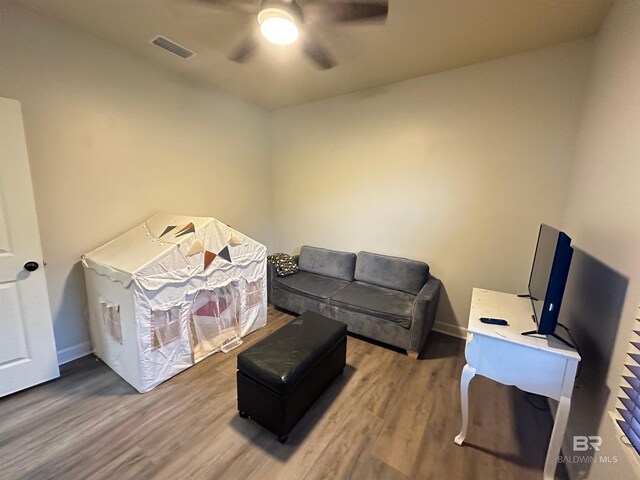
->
left=274, top=271, right=350, bottom=300
left=329, top=281, right=415, bottom=328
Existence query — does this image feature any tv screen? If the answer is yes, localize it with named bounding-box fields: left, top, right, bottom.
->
left=527, top=224, right=573, bottom=335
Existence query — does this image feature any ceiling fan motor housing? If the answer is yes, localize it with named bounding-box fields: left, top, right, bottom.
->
left=224, top=0, right=389, bottom=69
left=258, top=0, right=303, bottom=24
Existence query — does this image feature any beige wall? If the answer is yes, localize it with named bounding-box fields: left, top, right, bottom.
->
left=2, top=6, right=638, bottom=476
left=0, top=5, right=272, bottom=361
left=559, top=0, right=640, bottom=477
left=269, top=41, right=591, bottom=333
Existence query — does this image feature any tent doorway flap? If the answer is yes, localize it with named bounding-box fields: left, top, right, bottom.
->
left=190, top=284, right=242, bottom=362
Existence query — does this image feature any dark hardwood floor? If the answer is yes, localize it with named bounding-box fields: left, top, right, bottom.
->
left=0, top=307, right=567, bottom=479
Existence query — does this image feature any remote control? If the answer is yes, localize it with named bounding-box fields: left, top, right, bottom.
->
left=480, top=317, right=509, bottom=326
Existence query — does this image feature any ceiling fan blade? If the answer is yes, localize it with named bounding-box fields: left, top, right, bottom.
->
left=187, top=0, right=258, bottom=15
left=228, top=36, right=258, bottom=63
left=304, top=1, right=388, bottom=23
left=302, top=39, right=336, bottom=70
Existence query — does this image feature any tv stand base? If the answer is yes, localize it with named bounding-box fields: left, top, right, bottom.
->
left=521, top=330, right=575, bottom=349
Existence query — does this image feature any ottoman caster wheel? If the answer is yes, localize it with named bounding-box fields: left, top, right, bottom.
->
left=278, top=435, right=288, bottom=444
left=239, top=411, right=249, bottom=419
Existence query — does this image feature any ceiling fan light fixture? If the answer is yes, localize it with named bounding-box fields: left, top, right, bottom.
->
left=257, top=7, right=299, bottom=45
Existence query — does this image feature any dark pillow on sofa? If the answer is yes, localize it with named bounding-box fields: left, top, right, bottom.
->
left=267, top=253, right=299, bottom=277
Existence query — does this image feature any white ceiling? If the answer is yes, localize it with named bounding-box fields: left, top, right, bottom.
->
left=11, top=0, right=615, bottom=110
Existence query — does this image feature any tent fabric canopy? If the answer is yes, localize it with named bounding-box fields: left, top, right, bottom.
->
left=82, top=214, right=268, bottom=393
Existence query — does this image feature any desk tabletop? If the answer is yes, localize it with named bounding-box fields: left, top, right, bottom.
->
left=468, top=288, right=581, bottom=360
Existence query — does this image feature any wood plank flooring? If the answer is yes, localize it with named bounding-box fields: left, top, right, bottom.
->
left=0, top=307, right=567, bottom=479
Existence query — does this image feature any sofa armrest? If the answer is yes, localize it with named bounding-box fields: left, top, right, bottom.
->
left=408, top=275, right=441, bottom=353
left=267, top=255, right=300, bottom=304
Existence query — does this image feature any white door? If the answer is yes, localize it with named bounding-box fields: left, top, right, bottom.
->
left=0, top=97, right=59, bottom=397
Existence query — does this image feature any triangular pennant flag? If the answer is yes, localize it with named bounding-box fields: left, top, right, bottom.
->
left=175, top=222, right=195, bottom=237
left=218, top=245, right=232, bottom=263
left=160, top=225, right=176, bottom=237
left=229, top=232, right=241, bottom=246
left=204, top=250, right=217, bottom=270
left=187, top=239, right=204, bottom=257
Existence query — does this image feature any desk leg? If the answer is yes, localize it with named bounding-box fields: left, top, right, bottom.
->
left=543, top=395, right=571, bottom=480
left=454, top=364, right=476, bottom=446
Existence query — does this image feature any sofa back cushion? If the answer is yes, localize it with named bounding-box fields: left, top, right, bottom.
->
left=298, top=245, right=356, bottom=281
left=355, top=251, right=429, bottom=295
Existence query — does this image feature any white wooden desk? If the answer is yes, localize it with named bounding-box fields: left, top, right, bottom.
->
left=454, top=288, right=581, bottom=480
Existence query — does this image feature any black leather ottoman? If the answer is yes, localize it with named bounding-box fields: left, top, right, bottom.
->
left=237, top=310, right=347, bottom=443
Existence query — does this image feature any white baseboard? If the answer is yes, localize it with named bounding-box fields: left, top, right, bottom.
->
left=57, top=341, right=92, bottom=365
left=433, top=321, right=468, bottom=339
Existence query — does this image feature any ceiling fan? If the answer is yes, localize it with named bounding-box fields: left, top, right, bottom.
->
left=189, top=0, right=389, bottom=69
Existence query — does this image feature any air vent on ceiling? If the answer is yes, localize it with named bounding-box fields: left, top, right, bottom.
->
left=150, top=36, right=195, bottom=59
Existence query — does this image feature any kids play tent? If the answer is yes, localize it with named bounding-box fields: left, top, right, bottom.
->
left=82, top=214, right=267, bottom=393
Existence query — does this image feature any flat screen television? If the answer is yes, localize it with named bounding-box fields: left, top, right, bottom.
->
left=526, top=224, right=573, bottom=337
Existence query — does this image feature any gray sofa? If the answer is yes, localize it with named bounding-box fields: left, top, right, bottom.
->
left=268, top=246, right=441, bottom=358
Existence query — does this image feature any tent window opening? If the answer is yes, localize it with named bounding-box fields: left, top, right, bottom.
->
left=245, top=278, right=264, bottom=309
left=101, top=302, right=122, bottom=344
left=190, top=285, right=241, bottom=361
left=151, top=307, right=181, bottom=349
